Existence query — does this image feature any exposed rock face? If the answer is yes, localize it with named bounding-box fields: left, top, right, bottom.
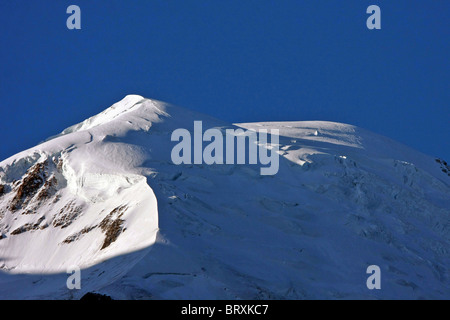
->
left=99, top=206, right=127, bottom=250
left=436, top=158, right=450, bottom=176
left=11, top=216, right=47, bottom=235
left=52, top=201, right=83, bottom=229
left=9, top=161, right=48, bottom=211
left=62, top=225, right=97, bottom=244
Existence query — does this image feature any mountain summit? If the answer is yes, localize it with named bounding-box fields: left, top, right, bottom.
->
left=0, top=96, right=448, bottom=299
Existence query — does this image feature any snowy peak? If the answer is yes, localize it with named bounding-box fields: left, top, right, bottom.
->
left=0, top=95, right=449, bottom=300
left=57, top=95, right=154, bottom=136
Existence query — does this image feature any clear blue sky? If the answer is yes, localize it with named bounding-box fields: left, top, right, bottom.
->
left=0, top=1, right=448, bottom=162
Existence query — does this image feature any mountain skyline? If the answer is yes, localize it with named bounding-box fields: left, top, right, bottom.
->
left=0, top=1, right=449, bottom=164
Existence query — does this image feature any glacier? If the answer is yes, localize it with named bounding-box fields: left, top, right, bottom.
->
left=0, top=95, right=448, bottom=299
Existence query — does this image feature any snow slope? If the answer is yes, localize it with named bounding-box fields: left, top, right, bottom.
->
left=0, top=95, right=448, bottom=299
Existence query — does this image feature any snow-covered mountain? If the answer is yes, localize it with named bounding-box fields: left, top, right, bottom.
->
left=0, top=95, right=448, bottom=299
